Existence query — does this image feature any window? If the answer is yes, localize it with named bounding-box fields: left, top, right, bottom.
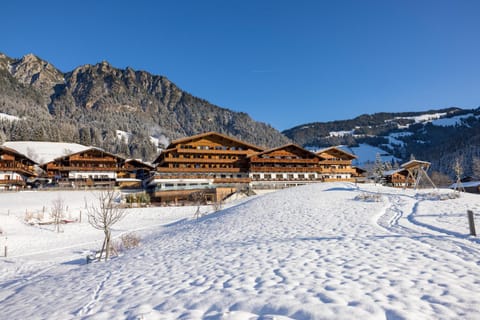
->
left=264, top=174, right=272, bottom=179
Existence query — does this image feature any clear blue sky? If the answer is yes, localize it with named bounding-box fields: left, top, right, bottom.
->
left=2, top=0, right=480, bottom=130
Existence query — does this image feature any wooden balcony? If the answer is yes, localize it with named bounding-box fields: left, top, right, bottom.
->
left=69, top=155, right=117, bottom=162
left=250, top=158, right=319, bottom=164
left=320, top=168, right=356, bottom=174
left=250, top=166, right=320, bottom=173
left=161, top=158, right=241, bottom=164
left=0, top=164, right=35, bottom=176
left=45, top=165, right=124, bottom=171
left=156, top=167, right=243, bottom=173
left=319, top=160, right=352, bottom=165
left=175, top=148, right=254, bottom=155
left=0, top=179, right=25, bottom=186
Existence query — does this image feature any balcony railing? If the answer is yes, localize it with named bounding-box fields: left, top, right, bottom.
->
left=250, top=158, right=318, bottom=164
left=69, top=156, right=117, bottom=162
left=45, top=165, right=124, bottom=171
left=0, top=179, right=25, bottom=185
left=0, top=164, right=35, bottom=175
left=250, top=166, right=319, bottom=173
left=161, top=158, right=241, bottom=164
left=320, top=168, right=356, bottom=174
left=319, top=160, right=352, bottom=165
left=156, top=167, right=244, bottom=173
left=176, top=148, right=254, bottom=155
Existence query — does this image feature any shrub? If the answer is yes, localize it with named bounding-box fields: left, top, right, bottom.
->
left=113, top=232, right=141, bottom=253
left=354, top=192, right=382, bottom=202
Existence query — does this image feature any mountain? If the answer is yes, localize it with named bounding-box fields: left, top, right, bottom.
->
left=283, top=108, right=480, bottom=177
left=0, top=52, right=290, bottom=161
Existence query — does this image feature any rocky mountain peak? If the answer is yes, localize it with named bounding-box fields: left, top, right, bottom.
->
left=8, top=53, right=64, bottom=98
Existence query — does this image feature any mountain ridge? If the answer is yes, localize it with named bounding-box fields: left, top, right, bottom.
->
left=0, top=52, right=291, bottom=161
left=283, top=107, right=480, bottom=177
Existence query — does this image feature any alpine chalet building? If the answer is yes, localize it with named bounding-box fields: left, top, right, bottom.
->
left=148, top=132, right=263, bottom=203
left=148, top=132, right=361, bottom=204
left=0, top=146, right=37, bottom=190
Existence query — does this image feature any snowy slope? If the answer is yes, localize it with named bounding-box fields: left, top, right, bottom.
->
left=1, top=184, right=480, bottom=319
left=2, top=141, right=90, bottom=164
left=342, top=144, right=399, bottom=165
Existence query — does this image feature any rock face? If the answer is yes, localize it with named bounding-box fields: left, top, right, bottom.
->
left=0, top=52, right=290, bottom=160
left=9, top=53, right=64, bottom=98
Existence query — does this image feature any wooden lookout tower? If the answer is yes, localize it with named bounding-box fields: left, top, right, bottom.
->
left=401, top=160, right=437, bottom=190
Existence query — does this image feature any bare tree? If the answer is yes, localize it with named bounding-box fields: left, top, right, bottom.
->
left=453, top=157, right=465, bottom=193
left=50, top=196, right=65, bottom=233
left=472, top=156, right=480, bottom=179
left=87, top=189, right=126, bottom=261
left=190, top=191, right=206, bottom=219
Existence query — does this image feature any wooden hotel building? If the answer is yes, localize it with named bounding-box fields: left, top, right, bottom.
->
left=0, top=146, right=37, bottom=190
left=41, top=147, right=127, bottom=187
left=148, top=132, right=362, bottom=203
left=316, top=147, right=357, bottom=182
left=248, top=144, right=324, bottom=189
left=148, top=132, right=263, bottom=203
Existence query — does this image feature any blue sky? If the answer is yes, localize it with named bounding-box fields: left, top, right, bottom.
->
left=2, top=0, right=480, bottom=130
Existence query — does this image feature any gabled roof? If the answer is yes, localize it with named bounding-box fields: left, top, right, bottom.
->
left=167, top=132, right=264, bottom=152
left=383, top=168, right=408, bottom=176
left=248, top=143, right=323, bottom=159
left=316, top=146, right=357, bottom=159
left=125, top=159, right=154, bottom=169
left=40, top=147, right=125, bottom=166
left=0, top=146, right=38, bottom=165
left=401, top=160, right=431, bottom=170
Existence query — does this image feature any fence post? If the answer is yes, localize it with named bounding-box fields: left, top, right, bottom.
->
left=467, top=210, right=476, bottom=236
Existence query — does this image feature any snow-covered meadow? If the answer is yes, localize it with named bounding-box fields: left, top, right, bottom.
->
left=1, top=183, right=480, bottom=319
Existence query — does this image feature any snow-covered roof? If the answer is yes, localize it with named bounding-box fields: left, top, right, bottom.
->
left=2, top=141, right=90, bottom=164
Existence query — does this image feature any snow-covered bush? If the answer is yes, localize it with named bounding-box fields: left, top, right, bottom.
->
left=354, top=192, right=382, bottom=202
left=417, top=192, right=460, bottom=201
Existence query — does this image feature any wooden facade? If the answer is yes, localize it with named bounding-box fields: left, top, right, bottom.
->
left=0, top=146, right=37, bottom=190
left=149, top=132, right=264, bottom=202
left=148, top=132, right=361, bottom=202
left=383, top=169, right=414, bottom=188
left=316, top=147, right=357, bottom=182
left=117, top=159, right=154, bottom=189
left=41, top=148, right=126, bottom=187
left=248, top=144, right=323, bottom=189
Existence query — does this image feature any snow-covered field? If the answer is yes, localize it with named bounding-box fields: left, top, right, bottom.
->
left=1, top=183, right=480, bottom=319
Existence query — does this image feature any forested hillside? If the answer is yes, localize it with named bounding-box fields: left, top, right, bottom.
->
left=0, top=53, right=290, bottom=161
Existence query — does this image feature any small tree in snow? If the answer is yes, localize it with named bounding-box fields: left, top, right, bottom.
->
left=50, top=196, right=65, bottom=233
left=453, top=157, right=465, bottom=193
left=87, top=189, right=126, bottom=261
left=190, top=191, right=206, bottom=219
left=372, top=153, right=385, bottom=184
